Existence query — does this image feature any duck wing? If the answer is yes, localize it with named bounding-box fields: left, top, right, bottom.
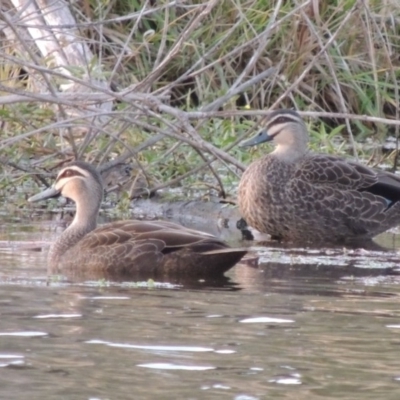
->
left=296, top=155, right=376, bottom=189
left=66, top=220, right=244, bottom=279
left=296, top=155, right=400, bottom=203
left=83, top=220, right=217, bottom=248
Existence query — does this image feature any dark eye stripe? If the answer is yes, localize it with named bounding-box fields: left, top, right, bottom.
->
left=270, top=116, right=297, bottom=125
left=266, top=112, right=301, bottom=130
left=57, top=168, right=85, bottom=181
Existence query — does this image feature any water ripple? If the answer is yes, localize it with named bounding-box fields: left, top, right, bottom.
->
left=137, top=363, right=215, bottom=371
left=239, top=316, right=294, bottom=324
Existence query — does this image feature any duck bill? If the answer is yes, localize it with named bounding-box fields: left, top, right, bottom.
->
left=28, top=186, right=61, bottom=203
left=240, top=130, right=273, bottom=148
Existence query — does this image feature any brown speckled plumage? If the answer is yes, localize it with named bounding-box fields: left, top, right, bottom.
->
left=238, top=109, right=400, bottom=244
left=29, top=161, right=247, bottom=281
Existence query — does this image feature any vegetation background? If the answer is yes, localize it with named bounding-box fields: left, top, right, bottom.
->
left=1, top=0, right=400, bottom=208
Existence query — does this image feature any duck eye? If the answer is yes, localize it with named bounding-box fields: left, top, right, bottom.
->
left=59, top=169, right=74, bottom=179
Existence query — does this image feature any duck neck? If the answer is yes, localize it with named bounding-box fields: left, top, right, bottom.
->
left=48, top=197, right=100, bottom=272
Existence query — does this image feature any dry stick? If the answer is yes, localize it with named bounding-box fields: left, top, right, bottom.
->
left=148, top=131, right=246, bottom=193
left=100, top=128, right=223, bottom=195
left=130, top=0, right=219, bottom=93
left=0, top=88, right=170, bottom=107
left=0, top=51, right=169, bottom=106
left=4, top=83, right=400, bottom=128
left=141, top=104, right=245, bottom=170
left=3, top=86, right=400, bottom=128
left=99, top=122, right=140, bottom=165
left=78, top=100, right=152, bottom=159
left=0, top=157, right=49, bottom=187
left=295, top=0, right=359, bottom=159
left=125, top=116, right=245, bottom=170
left=2, top=91, right=400, bottom=161
left=77, top=105, right=128, bottom=160
left=64, top=117, right=157, bottom=187
left=120, top=150, right=152, bottom=192
left=24, top=117, right=161, bottom=189
left=159, top=141, right=182, bottom=161
left=175, top=109, right=400, bottom=126
left=0, top=6, right=79, bottom=158
left=0, top=78, right=97, bottom=156
left=0, top=88, right=163, bottom=148
left=129, top=115, right=246, bottom=196
left=192, top=147, right=226, bottom=198
left=0, top=61, right=170, bottom=167
left=99, top=133, right=166, bottom=173
left=0, top=104, right=162, bottom=152
left=92, top=112, right=186, bottom=189
left=2, top=109, right=139, bottom=186
left=0, top=11, right=52, bottom=92
left=0, top=110, right=124, bottom=149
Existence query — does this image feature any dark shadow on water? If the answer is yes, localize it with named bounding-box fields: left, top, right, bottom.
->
left=250, top=238, right=391, bottom=252
left=257, top=261, right=400, bottom=281
left=233, top=261, right=400, bottom=298
left=237, top=217, right=400, bottom=252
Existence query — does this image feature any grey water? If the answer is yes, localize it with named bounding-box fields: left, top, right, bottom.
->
left=1, top=215, right=400, bottom=399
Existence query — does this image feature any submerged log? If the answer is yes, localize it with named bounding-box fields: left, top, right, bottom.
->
left=128, top=197, right=244, bottom=243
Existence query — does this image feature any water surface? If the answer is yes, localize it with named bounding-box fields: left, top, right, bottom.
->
left=1, top=216, right=400, bottom=399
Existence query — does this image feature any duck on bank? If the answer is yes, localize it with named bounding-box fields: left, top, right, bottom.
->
left=238, top=109, right=400, bottom=244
